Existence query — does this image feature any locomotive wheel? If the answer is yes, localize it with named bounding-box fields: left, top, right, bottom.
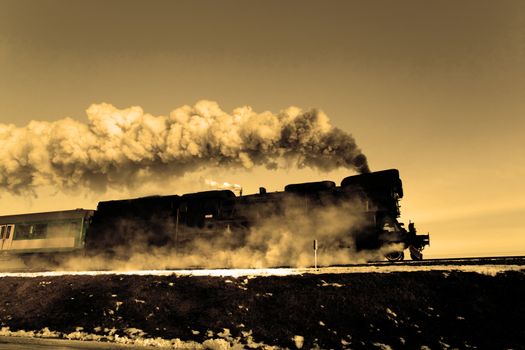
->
left=409, top=246, right=423, bottom=261
left=385, top=251, right=405, bottom=262
left=410, top=251, right=423, bottom=260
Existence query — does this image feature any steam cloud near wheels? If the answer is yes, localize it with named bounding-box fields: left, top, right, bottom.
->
left=56, top=198, right=401, bottom=270
left=0, top=100, right=369, bottom=194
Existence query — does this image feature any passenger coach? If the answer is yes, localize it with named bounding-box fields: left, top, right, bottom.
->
left=0, top=210, right=94, bottom=255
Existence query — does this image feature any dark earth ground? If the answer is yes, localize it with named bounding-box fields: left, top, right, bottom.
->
left=0, top=270, right=524, bottom=349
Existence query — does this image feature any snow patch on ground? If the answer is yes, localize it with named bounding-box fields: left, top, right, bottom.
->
left=386, top=308, right=397, bottom=318
left=293, top=335, right=304, bottom=348
left=0, top=264, right=523, bottom=278
left=0, top=326, right=281, bottom=349
left=319, top=279, right=344, bottom=287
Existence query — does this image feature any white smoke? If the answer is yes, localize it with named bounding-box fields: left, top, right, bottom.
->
left=52, top=196, right=403, bottom=271
left=0, top=100, right=369, bottom=195
left=204, top=179, right=242, bottom=194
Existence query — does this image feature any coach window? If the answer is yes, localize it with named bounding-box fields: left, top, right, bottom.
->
left=15, top=225, right=33, bottom=239
left=33, top=224, right=47, bottom=239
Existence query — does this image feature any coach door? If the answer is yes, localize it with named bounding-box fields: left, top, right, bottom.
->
left=0, top=225, right=14, bottom=250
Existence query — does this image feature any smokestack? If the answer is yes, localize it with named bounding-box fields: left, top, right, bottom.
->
left=0, top=100, right=369, bottom=194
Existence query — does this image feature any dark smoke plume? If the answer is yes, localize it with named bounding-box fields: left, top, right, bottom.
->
left=0, top=101, right=369, bottom=194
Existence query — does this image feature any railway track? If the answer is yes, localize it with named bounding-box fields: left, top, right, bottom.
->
left=352, top=255, right=525, bottom=267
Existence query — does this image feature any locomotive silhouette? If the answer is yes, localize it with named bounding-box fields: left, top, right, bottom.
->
left=0, top=169, right=429, bottom=265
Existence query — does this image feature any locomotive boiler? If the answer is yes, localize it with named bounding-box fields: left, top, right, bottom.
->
left=0, top=169, right=430, bottom=265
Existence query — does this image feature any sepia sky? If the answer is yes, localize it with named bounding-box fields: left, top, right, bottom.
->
left=1, top=0, right=524, bottom=258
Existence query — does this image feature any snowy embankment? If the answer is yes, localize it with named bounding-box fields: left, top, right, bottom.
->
left=1, top=262, right=523, bottom=278
left=0, top=266, right=524, bottom=349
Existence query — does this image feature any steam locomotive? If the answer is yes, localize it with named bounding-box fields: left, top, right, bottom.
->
left=0, top=169, right=430, bottom=265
